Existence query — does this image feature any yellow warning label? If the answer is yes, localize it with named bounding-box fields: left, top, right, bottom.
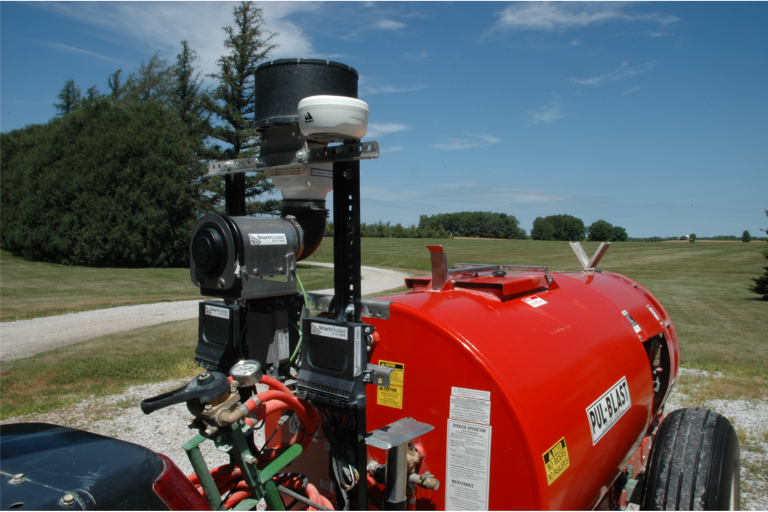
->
left=377, top=386, right=403, bottom=408
left=379, top=360, right=404, bottom=386
left=542, top=437, right=570, bottom=486
left=377, top=360, right=405, bottom=409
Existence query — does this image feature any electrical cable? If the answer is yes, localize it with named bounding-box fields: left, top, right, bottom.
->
left=283, top=271, right=310, bottom=369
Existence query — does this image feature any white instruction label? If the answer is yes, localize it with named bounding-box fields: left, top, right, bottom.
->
left=586, top=376, right=632, bottom=445
left=205, top=305, right=230, bottom=319
left=310, top=167, right=333, bottom=178
left=452, top=387, right=491, bottom=401
left=446, top=420, right=492, bottom=511
left=621, top=310, right=642, bottom=333
left=248, top=233, right=287, bottom=246
left=646, top=304, right=660, bottom=321
left=277, top=329, right=290, bottom=360
left=450, top=388, right=491, bottom=425
left=522, top=295, right=547, bottom=308
left=310, top=322, right=348, bottom=340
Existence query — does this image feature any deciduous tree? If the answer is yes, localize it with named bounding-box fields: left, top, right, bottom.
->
left=588, top=220, right=614, bottom=242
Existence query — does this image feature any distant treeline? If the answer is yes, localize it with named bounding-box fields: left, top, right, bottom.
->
left=325, top=212, right=526, bottom=239
left=531, top=215, right=628, bottom=242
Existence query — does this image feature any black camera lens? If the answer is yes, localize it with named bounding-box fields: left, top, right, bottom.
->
left=193, top=227, right=225, bottom=273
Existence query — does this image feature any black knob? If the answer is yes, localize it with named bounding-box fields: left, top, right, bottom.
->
left=492, top=270, right=507, bottom=277
left=193, top=227, right=225, bottom=272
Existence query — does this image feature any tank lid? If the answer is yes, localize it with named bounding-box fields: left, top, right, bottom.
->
left=257, top=58, right=359, bottom=78
left=454, top=274, right=550, bottom=300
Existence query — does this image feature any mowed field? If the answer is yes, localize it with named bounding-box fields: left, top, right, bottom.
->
left=0, top=249, right=335, bottom=322
left=310, top=237, right=768, bottom=378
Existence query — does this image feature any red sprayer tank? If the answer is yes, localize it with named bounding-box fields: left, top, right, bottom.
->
left=357, top=246, right=679, bottom=510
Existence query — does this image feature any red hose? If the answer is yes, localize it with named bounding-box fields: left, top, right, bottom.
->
left=186, top=379, right=323, bottom=510
left=261, top=374, right=293, bottom=395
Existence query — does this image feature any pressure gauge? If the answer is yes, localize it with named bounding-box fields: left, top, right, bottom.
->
left=230, top=360, right=263, bottom=387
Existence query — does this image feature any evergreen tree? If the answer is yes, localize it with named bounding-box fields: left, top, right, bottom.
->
left=124, top=52, right=173, bottom=104
left=742, top=230, right=751, bottom=242
left=1, top=98, right=195, bottom=267
left=107, top=69, right=125, bottom=99
left=206, top=1, right=278, bottom=215
left=83, top=85, right=101, bottom=106
left=53, top=80, right=82, bottom=116
left=171, top=40, right=220, bottom=215
left=749, top=210, right=768, bottom=300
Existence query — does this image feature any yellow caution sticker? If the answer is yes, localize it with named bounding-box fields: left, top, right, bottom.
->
left=377, top=360, right=404, bottom=409
left=542, top=437, right=570, bottom=485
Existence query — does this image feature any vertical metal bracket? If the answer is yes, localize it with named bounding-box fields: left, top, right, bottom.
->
left=366, top=418, right=435, bottom=510
left=427, top=246, right=448, bottom=290
left=570, top=241, right=611, bottom=271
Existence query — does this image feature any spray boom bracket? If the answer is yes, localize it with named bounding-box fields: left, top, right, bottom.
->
left=208, top=140, right=380, bottom=176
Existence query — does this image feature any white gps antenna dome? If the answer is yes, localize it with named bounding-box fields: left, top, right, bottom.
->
left=297, top=95, right=369, bottom=142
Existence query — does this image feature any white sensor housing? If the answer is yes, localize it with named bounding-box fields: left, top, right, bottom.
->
left=297, top=95, right=369, bottom=142
left=269, top=162, right=333, bottom=201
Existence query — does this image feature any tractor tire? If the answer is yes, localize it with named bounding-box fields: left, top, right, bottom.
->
left=642, top=407, right=740, bottom=511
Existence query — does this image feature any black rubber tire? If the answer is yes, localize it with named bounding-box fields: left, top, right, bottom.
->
left=642, top=407, right=740, bottom=510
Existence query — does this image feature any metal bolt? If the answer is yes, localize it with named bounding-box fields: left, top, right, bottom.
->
left=10, top=473, right=25, bottom=484
left=198, top=372, right=210, bottom=381
left=218, top=278, right=225, bottom=289
left=343, top=169, right=353, bottom=180
left=60, top=494, right=75, bottom=506
left=204, top=428, right=214, bottom=436
left=204, top=404, right=213, bottom=412
left=243, top=454, right=256, bottom=464
left=230, top=387, right=237, bottom=393
left=345, top=304, right=355, bottom=316
left=364, top=326, right=371, bottom=334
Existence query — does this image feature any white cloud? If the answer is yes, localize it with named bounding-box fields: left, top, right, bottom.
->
left=361, top=84, right=426, bottom=95
left=405, top=50, right=429, bottom=60
left=375, top=19, right=406, bottom=30
left=622, top=86, right=641, bottom=96
left=528, top=104, right=563, bottom=124
left=37, top=41, right=128, bottom=65
left=569, top=61, right=655, bottom=86
left=367, top=123, right=411, bottom=138
left=493, top=2, right=679, bottom=31
left=431, top=133, right=501, bottom=151
left=381, top=145, right=404, bottom=153
left=35, top=2, right=321, bottom=76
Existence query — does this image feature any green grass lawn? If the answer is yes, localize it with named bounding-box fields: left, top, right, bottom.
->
left=310, top=237, right=768, bottom=377
left=0, top=249, right=334, bottom=322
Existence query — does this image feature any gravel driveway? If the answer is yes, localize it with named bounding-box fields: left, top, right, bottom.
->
left=0, top=262, right=409, bottom=362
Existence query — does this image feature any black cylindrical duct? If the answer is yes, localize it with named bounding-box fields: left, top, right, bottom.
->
left=282, top=200, right=329, bottom=261
left=255, top=59, right=359, bottom=131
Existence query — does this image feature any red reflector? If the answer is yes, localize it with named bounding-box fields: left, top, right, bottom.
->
left=153, top=453, right=212, bottom=511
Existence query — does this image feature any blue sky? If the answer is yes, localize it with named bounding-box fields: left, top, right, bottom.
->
left=2, top=2, right=767, bottom=238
